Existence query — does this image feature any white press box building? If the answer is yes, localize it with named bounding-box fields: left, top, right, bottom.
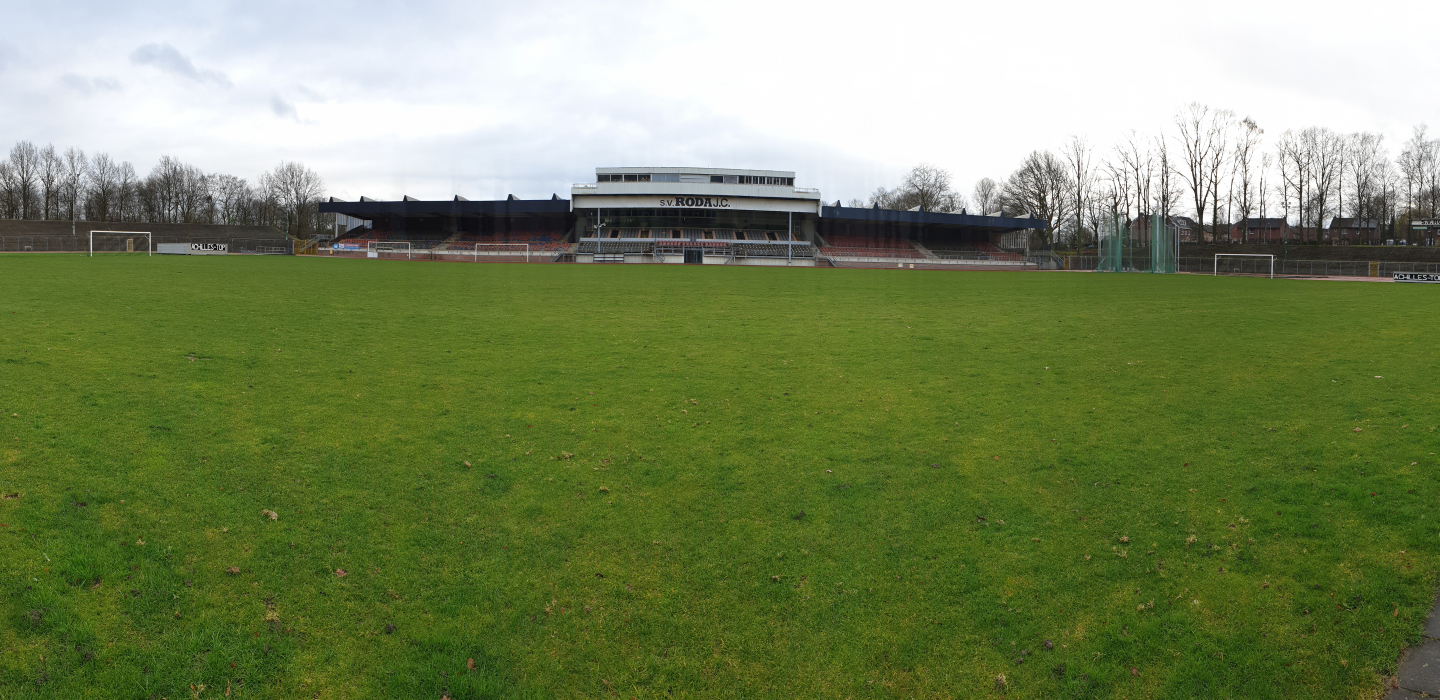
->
left=572, top=167, right=820, bottom=265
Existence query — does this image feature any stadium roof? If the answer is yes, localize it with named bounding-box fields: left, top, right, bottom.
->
left=319, top=197, right=570, bottom=218
left=819, top=205, right=1043, bottom=232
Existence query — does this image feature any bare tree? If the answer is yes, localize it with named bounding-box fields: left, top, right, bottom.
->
left=1397, top=124, right=1438, bottom=221
left=1276, top=130, right=1308, bottom=242
left=1408, top=125, right=1440, bottom=219
left=1423, top=128, right=1437, bottom=221
left=87, top=153, right=122, bottom=222
left=1343, top=133, right=1386, bottom=235
left=1174, top=103, right=1232, bottom=236
left=1232, top=117, right=1264, bottom=224
left=1062, top=136, right=1094, bottom=248
left=1115, top=132, right=1153, bottom=223
left=1100, top=159, right=1131, bottom=223
left=210, top=173, right=256, bottom=225
left=971, top=177, right=1001, bottom=215
left=142, top=156, right=212, bottom=224
left=1002, top=150, right=1074, bottom=248
left=0, top=159, right=17, bottom=219
left=7, top=141, right=40, bottom=219
left=1205, top=113, right=1233, bottom=235
left=38, top=145, right=61, bottom=220
left=116, top=161, right=139, bottom=222
left=868, top=164, right=966, bottom=213
left=1258, top=152, right=1272, bottom=221
left=60, top=147, right=89, bottom=223
left=263, top=161, right=326, bottom=237
left=1301, top=128, right=1343, bottom=240
left=1153, top=133, right=1182, bottom=220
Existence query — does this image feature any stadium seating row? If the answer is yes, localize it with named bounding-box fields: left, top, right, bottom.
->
left=817, top=246, right=924, bottom=259
left=575, top=241, right=814, bottom=257
left=733, top=243, right=812, bottom=257
left=595, top=229, right=793, bottom=241
left=822, top=234, right=921, bottom=250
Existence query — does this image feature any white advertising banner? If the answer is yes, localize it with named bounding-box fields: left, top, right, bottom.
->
left=158, top=242, right=229, bottom=255
left=573, top=194, right=818, bottom=214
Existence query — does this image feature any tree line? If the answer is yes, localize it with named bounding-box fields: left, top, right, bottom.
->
left=864, top=107, right=1440, bottom=248
left=0, top=142, right=329, bottom=237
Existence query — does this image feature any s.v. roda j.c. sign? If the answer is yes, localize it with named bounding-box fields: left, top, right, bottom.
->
left=659, top=197, right=730, bottom=208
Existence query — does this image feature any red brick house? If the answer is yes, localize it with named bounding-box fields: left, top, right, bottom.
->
left=1230, top=218, right=1291, bottom=243
left=1327, top=218, right=1380, bottom=245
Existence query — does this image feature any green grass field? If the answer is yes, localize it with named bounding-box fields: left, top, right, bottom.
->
left=1, top=255, right=1437, bottom=699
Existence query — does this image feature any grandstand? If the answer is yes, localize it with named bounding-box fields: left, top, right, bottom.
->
left=318, top=169, right=1044, bottom=268
left=321, top=196, right=575, bottom=260
left=817, top=233, right=926, bottom=259
left=814, top=204, right=1038, bottom=268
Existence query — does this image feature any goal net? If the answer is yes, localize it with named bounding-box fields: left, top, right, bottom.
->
left=1214, top=254, right=1274, bottom=278
left=89, top=231, right=152, bottom=256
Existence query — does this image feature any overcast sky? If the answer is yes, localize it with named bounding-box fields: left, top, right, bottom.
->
left=2, top=0, right=1435, bottom=204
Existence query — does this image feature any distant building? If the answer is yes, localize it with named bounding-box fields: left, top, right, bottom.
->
left=1127, top=214, right=1204, bottom=243
left=1169, top=215, right=1202, bottom=243
left=1230, top=218, right=1291, bottom=243
left=1327, top=218, right=1380, bottom=245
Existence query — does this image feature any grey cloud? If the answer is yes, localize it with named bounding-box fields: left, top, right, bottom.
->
left=130, top=43, right=231, bottom=87
left=60, top=73, right=121, bottom=95
left=293, top=84, right=325, bottom=102
left=270, top=94, right=299, bottom=121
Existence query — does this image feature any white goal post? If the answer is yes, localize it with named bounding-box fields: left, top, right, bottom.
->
left=89, top=230, right=152, bottom=257
left=1214, top=253, right=1274, bottom=278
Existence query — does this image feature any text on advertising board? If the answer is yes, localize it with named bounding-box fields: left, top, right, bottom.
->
left=191, top=243, right=227, bottom=252
left=1392, top=272, right=1440, bottom=283
left=659, top=197, right=730, bottom=208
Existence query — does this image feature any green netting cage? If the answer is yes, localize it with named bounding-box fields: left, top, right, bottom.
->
left=1100, top=214, right=1177, bottom=273
left=1098, top=214, right=1124, bottom=272
left=1150, top=213, right=1176, bottom=274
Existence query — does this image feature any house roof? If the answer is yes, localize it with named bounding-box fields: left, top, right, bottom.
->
left=318, top=197, right=570, bottom=218
left=1235, top=218, right=1288, bottom=228
left=1328, top=217, right=1380, bottom=229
